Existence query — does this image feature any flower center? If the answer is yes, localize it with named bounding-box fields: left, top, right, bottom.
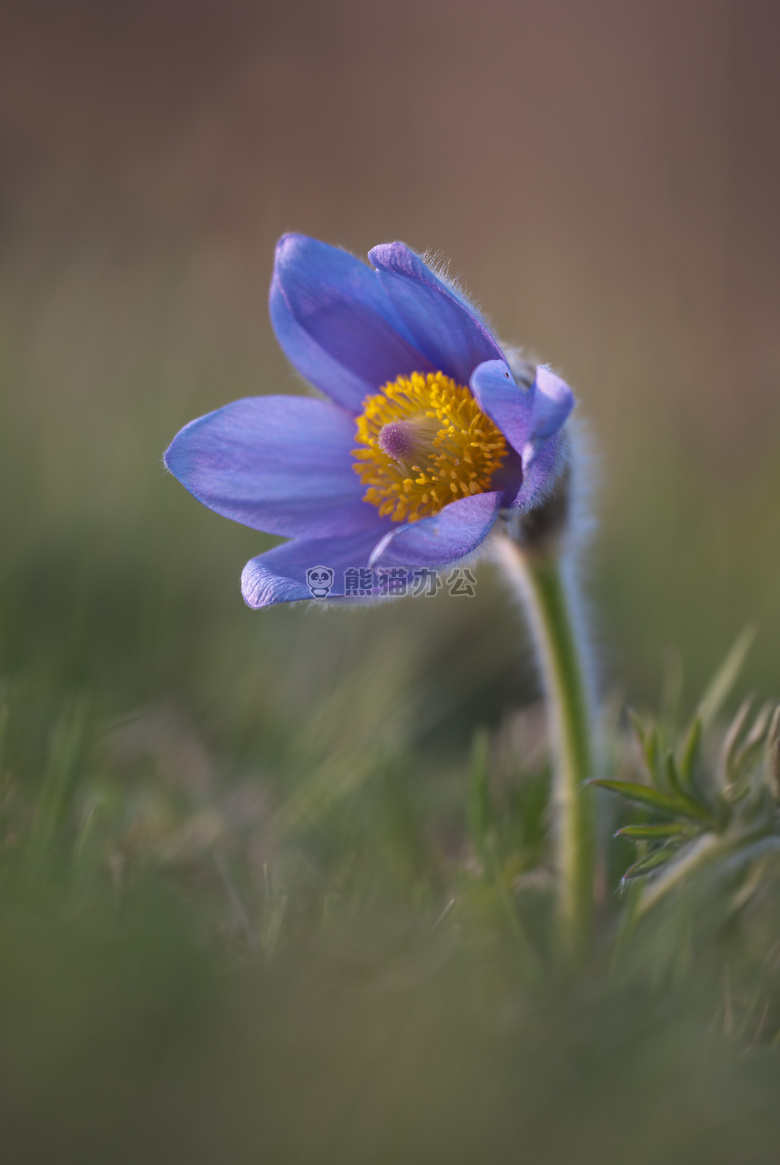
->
left=352, top=370, right=508, bottom=523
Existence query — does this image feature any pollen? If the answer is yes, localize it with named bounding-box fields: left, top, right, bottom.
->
left=352, top=370, right=508, bottom=523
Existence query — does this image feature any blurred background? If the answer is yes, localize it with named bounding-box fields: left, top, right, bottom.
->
left=3, top=0, right=780, bottom=710
left=2, top=1, right=780, bottom=1160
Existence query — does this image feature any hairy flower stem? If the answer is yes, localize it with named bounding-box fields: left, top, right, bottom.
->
left=495, top=466, right=596, bottom=960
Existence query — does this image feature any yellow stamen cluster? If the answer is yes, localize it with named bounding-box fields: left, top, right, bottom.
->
left=352, top=370, right=507, bottom=523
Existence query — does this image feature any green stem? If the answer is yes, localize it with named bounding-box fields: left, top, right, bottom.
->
left=496, top=533, right=596, bottom=957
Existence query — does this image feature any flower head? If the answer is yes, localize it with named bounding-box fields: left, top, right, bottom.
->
left=164, top=235, right=575, bottom=607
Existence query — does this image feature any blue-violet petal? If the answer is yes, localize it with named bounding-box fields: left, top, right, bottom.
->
left=368, top=243, right=505, bottom=386
left=369, top=490, right=503, bottom=569
left=528, top=366, right=575, bottom=442
left=241, top=526, right=395, bottom=609
left=470, top=359, right=536, bottom=457
left=165, top=395, right=385, bottom=538
left=270, top=234, right=434, bottom=412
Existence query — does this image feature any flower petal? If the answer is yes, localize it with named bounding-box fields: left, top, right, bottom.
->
left=369, top=491, right=503, bottom=569
left=165, top=395, right=383, bottom=537
left=469, top=359, right=535, bottom=456
left=529, top=366, right=575, bottom=442
left=471, top=359, right=574, bottom=511
left=241, top=526, right=393, bottom=609
left=270, top=234, right=434, bottom=412
left=368, top=243, right=505, bottom=385
left=471, top=360, right=574, bottom=453
left=514, top=367, right=574, bottom=510
left=515, top=432, right=569, bottom=512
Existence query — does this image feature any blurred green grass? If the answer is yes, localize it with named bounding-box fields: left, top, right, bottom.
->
left=3, top=240, right=780, bottom=1162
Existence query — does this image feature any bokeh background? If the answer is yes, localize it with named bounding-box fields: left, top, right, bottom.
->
left=2, top=2, right=780, bottom=1161
left=3, top=0, right=780, bottom=711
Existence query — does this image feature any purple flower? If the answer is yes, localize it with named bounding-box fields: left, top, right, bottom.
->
left=164, top=235, right=574, bottom=608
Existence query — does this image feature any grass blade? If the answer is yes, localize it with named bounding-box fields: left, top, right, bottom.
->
left=621, top=847, right=675, bottom=882
left=590, top=779, right=714, bottom=824
left=678, top=717, right=702, bottom=786
left=697, top=626, right=756, bottom=731
left=617, top=822, right=696, bottom=841
left=627, top=709, right=659, bottom=784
